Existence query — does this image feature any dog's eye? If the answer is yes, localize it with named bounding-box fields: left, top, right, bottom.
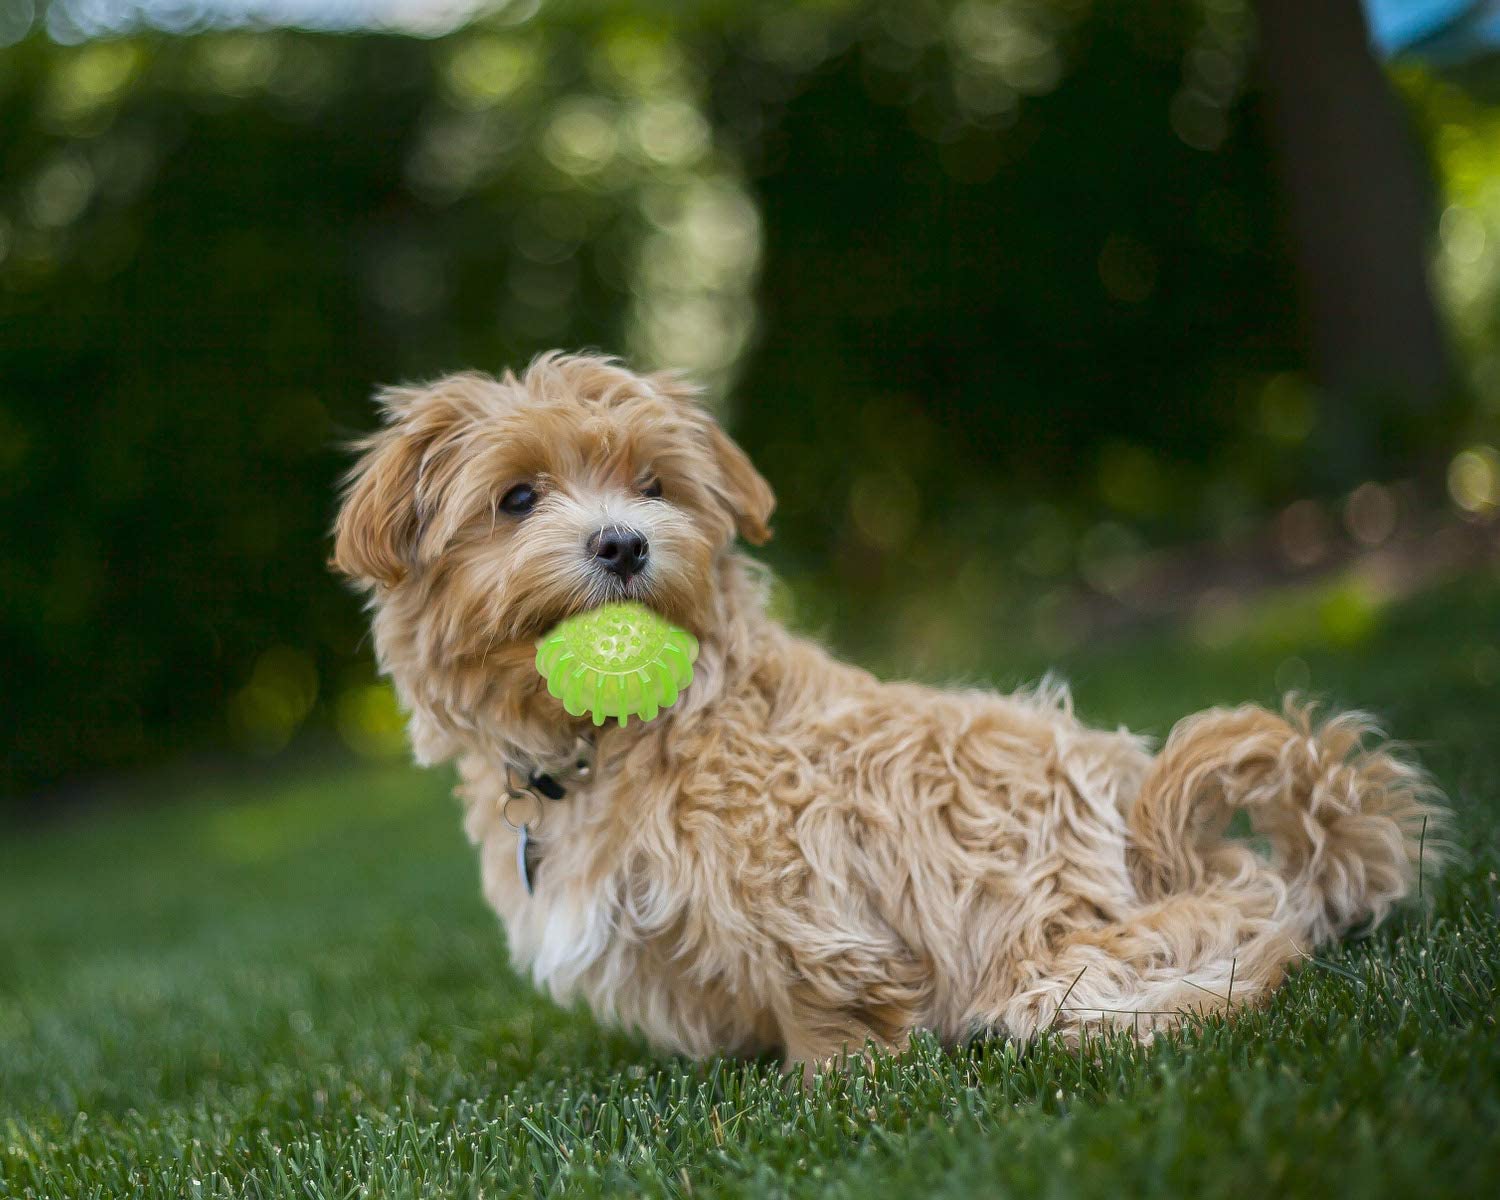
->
left=640, top=477, right=663, bottom=500
left=499, top=483, right=539, bottom=516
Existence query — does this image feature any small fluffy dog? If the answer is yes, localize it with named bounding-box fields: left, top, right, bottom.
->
left=333, top=353, right=1444, bottom=1072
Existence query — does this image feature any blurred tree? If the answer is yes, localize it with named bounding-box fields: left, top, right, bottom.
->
left=1257, top=0, right=1453, bottom=481
left=722, top=0, right=1306, bottom=603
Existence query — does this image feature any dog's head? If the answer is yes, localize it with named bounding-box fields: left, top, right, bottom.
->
left=331, top=354, right=774, bottom=665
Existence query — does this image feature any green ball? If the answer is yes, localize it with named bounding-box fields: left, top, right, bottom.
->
left=535, top=602, right=699, bottom=727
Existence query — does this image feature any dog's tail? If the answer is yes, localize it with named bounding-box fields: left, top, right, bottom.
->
left=1126, top=700, right=1446, bottom=950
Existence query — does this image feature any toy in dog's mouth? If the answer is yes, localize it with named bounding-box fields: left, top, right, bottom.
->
left=535, top=601, right=698, bottom=727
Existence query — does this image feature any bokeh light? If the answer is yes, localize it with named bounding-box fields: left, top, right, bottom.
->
left=1448, top=445, right=1500, bottom=514
left=228, top=647, right=319, bottom=755
left=336, top=683, right=408, bottom=760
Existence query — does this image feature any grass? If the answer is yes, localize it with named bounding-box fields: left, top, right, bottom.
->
left=2, top=574, right=1498, bottom=1198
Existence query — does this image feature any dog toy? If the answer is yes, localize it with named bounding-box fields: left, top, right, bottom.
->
left=535, top=602, right=698, bottom=727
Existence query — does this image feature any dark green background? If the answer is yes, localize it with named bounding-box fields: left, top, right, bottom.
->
left=0, top=0, right=1489, bottom=801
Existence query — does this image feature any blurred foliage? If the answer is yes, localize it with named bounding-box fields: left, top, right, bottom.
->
left=1, top=0, right=1496, bottom=800
left=727, top=0, right=1302, bottom=625
left=1402, top=65, right=1500, bottom=415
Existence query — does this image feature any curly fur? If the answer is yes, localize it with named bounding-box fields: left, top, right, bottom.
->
left=332, top=353, right=1448, bottom=1073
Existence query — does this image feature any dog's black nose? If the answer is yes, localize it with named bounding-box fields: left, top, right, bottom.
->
left=588, top=528, right=649, bottom=580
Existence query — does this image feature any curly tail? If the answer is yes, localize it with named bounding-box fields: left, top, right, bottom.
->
left=1127, top=700, right=1447, bottom=949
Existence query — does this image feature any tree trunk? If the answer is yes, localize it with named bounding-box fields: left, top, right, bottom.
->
left=1255, top=0, right=1450, bottom=415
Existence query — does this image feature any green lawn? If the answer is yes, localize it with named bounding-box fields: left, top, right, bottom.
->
left=3, top=576, right=1498, bottom=1198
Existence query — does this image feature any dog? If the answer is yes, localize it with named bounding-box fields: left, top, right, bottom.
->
left=332, top=352, right=1446, bottom=1073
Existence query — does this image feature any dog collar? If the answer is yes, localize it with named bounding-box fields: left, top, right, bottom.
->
left=501, top=736, right=594, bottom=896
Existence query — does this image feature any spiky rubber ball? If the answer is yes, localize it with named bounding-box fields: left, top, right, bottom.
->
left=535, top=602, right=699, bottom=727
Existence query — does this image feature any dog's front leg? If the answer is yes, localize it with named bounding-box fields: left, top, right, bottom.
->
left=781, top=1023, right=901, bottom=1085
left=775, top=993, right=915, bottom=1082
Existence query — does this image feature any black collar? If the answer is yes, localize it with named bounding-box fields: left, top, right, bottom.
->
left=528, top=769, right=568, bottom=800
left=507, top=736, right=595, bottom=896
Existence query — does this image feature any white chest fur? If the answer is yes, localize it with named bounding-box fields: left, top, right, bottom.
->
left=460, top=762, right=748, bottom=1058
left=507, top=843, right=621, bottom=1005
left=463, top=770, right=620, bottom=1001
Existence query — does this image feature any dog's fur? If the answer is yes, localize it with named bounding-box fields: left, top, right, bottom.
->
left=332, top=353, right=1446, bottom=1072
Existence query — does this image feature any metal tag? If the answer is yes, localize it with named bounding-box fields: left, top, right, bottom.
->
left=517, top=824, right=535, bottom=896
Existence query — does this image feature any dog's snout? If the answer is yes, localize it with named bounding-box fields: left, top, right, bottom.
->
left=588, top=527, right=649, bottom=580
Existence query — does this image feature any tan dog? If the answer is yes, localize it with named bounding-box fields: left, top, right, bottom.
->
left=332, top=353, right=1445, bottom=1073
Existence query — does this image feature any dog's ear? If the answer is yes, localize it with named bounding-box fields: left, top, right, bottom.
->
left=331, top=382, right=466, bottom=587
left=649, top=370, right=776, bottom=546
left=705, top=423, right=775, bottom=545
